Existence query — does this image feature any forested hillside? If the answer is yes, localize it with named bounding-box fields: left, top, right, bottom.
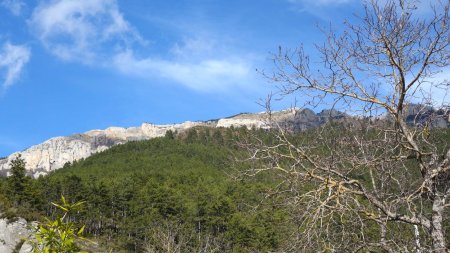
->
left=0, top=0, right=449, bottom=251
left=0, top=127, right=291, bottom=252
left=0, top=124, right=450, bottom=252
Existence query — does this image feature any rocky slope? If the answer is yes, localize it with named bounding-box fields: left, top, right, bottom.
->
left=0, top=217, right=33, bottom=253
left=0, top=107, right=448, bottom=178
left=0, top=121, right=207, bottom=178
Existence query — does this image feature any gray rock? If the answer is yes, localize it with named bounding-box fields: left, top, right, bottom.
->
left=0, top=218, right=33, bottom=253
left=0, top=106, right=446, bottom=177
left=0, top=121, right=207, bottom=178
left=18, top=242, right=32, bottom=253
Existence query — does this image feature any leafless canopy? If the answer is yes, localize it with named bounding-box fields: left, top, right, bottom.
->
left=244, top=0, right=450, bottom=252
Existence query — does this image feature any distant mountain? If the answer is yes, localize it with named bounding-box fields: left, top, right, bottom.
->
left=0, top=106, right=448, bottom=178
left=404, top=104, right=450, bottom=128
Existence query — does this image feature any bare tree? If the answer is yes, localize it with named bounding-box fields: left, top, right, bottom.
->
left=244, top=0, right=450, bottom=252
left=144, top=222, right=222, bottom=253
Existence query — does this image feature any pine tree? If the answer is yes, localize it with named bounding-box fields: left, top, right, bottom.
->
left=7, top=154, right=27, bottom=205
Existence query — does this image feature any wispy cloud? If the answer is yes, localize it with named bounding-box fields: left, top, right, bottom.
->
left=29, top=0, right=257, bottom=92
left=114, top=32, right=256, bottom=92
left=1, top=0, right=25, bottom=15
left=0, top=42, right=31, bottom=88
left=114, top=50, right=253, bottom=92
left=29, top=0, right=142, bottom=63
left=171, top=37, right=217, bottom=60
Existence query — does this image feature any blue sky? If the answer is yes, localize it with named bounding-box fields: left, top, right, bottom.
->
left=0, top=0, right=429, bottom=156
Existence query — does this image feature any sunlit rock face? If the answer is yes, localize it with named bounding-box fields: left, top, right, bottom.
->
left=216, top=108, right=348, bottom=131
left=3, top=106, right=444, bottom=178
left=0, top=137, right=108, bottom=178
left=0, top=122, right=208, bottom=178
left=0, top=110, right=346, bottom=178
left=216, top=117, right=269, bottom=129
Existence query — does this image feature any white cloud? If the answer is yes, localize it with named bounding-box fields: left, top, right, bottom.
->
left=112, top=33, right=256, bottom=92
left=29, top=0, right=141, bottom=63
left=0, top=42, right=31, bottom=88
left=1, top=0, right=25, bottom=15
left=29, top=0, right=256, bottom=92
left=113, top=50, right=252, bottom=92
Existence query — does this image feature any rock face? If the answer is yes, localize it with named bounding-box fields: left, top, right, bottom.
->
left=0, top=107, right=447, bottom=178
left=0, top=121, right=208, bottom=178
left=0, top=217, right=33, bottom=253
left=405, top=104, right=450, bottom=128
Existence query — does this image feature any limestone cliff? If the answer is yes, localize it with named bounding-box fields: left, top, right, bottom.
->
left=1, top=107, right=446, bottom=178
left=0, top=121, right=207, bottom=178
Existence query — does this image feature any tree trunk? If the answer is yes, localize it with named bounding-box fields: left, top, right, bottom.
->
left=431, top=195, right=446, bottom=253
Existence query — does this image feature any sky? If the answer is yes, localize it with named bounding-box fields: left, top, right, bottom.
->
left=0, top=0, right=443, bottom=156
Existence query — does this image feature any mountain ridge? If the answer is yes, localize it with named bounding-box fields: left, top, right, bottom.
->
left=1, top=106, right=448, bottom=178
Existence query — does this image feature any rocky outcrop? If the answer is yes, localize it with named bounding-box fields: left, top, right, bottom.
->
left=0, top=217, right=33, bottom=253
left=217, top=113, right=270, bottom=129
left=216, top=108, right=335, bottom=130
left=405, top=104, right=450, bottom=128
left=0, top=137, right=109, bottom=178
left=0, top=121, right=207, bottom=178
left=1, top=106, right=447, bottom=178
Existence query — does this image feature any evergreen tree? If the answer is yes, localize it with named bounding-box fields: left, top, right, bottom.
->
left=7, top=154, right=27, bottom=205
left=164, top=130, right=175, bottom=140
left=185, top=129, right=198, bottom=143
